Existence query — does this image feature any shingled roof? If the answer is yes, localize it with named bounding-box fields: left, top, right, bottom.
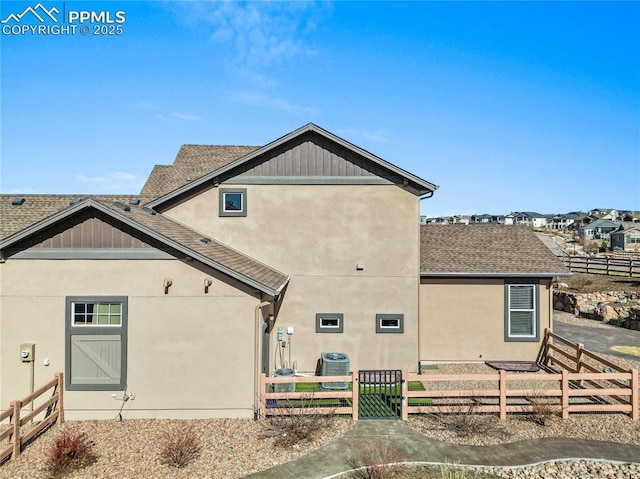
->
left=420, top=224, right=570, bottom=276
left=140, top=145, right=259, bottom=198
left=146, top=123, right=438, bottom=210
left=0, top=196, right=289, bottom=296
left=0, top=195, right=140, bottom=241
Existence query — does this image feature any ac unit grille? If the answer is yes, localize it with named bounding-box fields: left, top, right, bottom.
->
left=320, top=352, right=349, bottom=390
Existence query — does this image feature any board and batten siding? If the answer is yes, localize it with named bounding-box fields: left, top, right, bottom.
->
left=31, top=215, right=153, bottom=249
left=236, top=136, right=388, bottom=179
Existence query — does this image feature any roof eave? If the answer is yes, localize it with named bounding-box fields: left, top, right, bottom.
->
left=147, top=123, right=438, bottom=209
left=420, top=271, right=573, bottom=278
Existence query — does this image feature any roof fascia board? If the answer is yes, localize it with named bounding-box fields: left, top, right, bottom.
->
left=1, top=199, right=285, bottom=296
left=0, top=198, right=96, bottom=250
left=94, top=203, right=286, bottom=297
left=420, top=272, right=573, bottom=278
left=148, top=123, right=437, bottom=209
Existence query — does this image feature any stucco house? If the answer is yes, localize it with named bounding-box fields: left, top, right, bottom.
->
left=0, top=123, right=569, bottom=419
left=610, top=225, right=640, bottom=253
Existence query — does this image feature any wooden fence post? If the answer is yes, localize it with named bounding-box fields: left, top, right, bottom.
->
left=56, top=372, right=64, bottom=424
left=401, top=371, right=408, bottom=421
left=351, top=370, right=358, bottom=421
left=576, top=343, right=584, bottom=374
left=10, top=400, right=21, bottom=460
left=545, top=328, right=554, bottom=367
left=499, top=370, right=507, bottom=420
left=561, top=370, right=569, bottom=419
left=631, top=369, right=638, bottom=421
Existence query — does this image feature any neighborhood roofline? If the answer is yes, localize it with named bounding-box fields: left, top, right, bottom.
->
left=147, top=123, right=439, bottom=209
left=0, top=199, right=289, bottom=297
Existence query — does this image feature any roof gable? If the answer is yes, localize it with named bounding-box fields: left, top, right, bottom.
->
left=0, top=196, right=289, bottom=296
left=420, top=225, right=569, bottom=277
left=140, top=145, right=259, bottom=199
left=0, top=194, right=141, bottom=241
left=147, top=123, right=437, bottom=210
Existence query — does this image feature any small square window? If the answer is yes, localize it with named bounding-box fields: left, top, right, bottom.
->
left=219, top=188, right=247, bottom=217
left=316, top=313, right=343, bottom=333
left=376, top=314, right=404, bottom=333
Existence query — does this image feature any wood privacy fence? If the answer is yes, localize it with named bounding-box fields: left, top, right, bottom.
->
left=260, top=331, right=638, bottom=421
left=557, top=255, right=640, bottom=277
left=1, top=373, right=64, bottom=463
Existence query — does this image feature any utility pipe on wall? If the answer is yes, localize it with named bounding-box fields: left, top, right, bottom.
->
left=254, top=300, right=271, bottom=419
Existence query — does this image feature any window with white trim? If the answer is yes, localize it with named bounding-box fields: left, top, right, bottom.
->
left=505, top=283, right=539, bottom=341
left=219, top=188, right=247, bottom=217
left=66, top=297, right=127, bottom=391
left=376, top=314, right=404, bottom=333
left=316, top=313, right=343, bottom=333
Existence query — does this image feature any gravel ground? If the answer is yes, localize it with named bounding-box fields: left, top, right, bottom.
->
left=2, top=311, right=639, bottom=479
left=0, top=417, right=353, bottom=479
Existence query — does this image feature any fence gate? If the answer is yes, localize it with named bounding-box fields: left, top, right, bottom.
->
left=358, top=370, right=402, bottom=419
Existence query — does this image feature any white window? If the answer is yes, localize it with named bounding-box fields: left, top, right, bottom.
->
left=316, top=313, right=343, bottom=333
left=505, top=284, right=538, bottom=341
left=376, top=314, right=404, bottom=333
left=219, top=188, right=247, bottom=217
left=66, top=297, right=127, bottom=391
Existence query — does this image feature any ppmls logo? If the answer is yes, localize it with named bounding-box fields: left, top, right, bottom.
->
left=1, top=3, right=59, bottom=23
left=1, top=2, right=126, bottom=36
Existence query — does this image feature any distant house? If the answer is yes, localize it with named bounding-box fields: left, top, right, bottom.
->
left=0, top=123, right=569, bottom=420
left=504, top=212, right=546, bottom=228
left=578, top=218, right=622, bottom=241
left=610, top=225, right=640, bottom=253
left=589, top=208, right=619, bottom=221
left=619, top=211, right=640, bottom=224
left=547, top=212, right=585, bottom=231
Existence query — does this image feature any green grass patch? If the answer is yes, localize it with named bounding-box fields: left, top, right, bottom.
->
left=292, top=380, right=426, bottom=393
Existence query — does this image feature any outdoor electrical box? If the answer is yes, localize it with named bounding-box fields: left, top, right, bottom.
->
left=20, top=343, right=35, bottom=362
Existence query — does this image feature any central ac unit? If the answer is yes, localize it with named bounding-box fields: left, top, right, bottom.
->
left=320, top=352, right=350, bottom=390
left=273, top=368, right=295, bottom=393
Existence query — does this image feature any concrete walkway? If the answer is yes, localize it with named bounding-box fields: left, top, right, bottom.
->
left=242, top=421, right=640, bottom=478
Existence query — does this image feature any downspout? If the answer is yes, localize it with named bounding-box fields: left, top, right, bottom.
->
left=254, top=300, right=270, bottom=420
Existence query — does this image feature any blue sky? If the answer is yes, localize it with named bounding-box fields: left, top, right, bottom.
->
left=1, top=1, right=638, bottom=217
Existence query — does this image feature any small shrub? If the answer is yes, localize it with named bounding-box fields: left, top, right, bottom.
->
left=570, top=276, right=593, bottom=292
left=159, top=423, right=202, bottom=468
left=260, top=394, right=335, bottom=447
left=521, top=393, right=561, bottom=426
left=433, top=401, right=502, bottom=438
left=45, top=430, right=96, bottom=477
left=348, top=442, right=404, bottom=479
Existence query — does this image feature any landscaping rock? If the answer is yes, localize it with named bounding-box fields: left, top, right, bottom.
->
left=553, top=290, right=640, bottom=328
